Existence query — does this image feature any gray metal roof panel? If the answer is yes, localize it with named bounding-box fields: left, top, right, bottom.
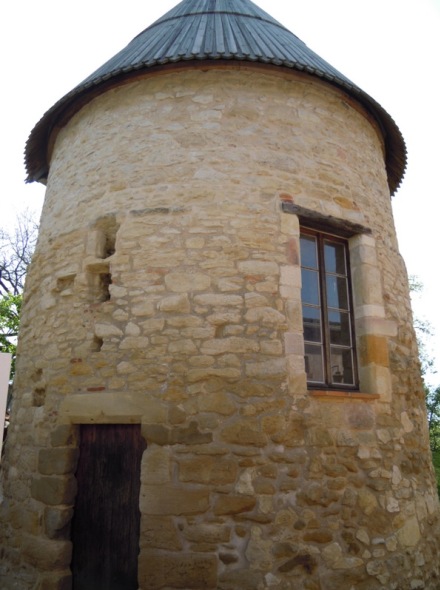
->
left=25, top=0, right=406, bottom=194
left=78, top=11, right=356, bottom=86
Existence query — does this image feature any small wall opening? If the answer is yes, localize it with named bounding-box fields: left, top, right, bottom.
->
left=91, top=335, right=104, bottom=352
left=86, top=269, right=112, bottom=303
left=32, top=387, right=46, bottom=407
left=93, top=215, right=120, bottom=259
left=99, top=273, right=112, bottom=302
left=56, top=274, right=76, bottom=295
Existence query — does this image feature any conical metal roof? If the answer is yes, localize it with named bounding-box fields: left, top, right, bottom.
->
left=25, top=0, right=406, bottom=194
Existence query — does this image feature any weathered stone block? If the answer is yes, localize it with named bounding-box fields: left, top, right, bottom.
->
left=94, top=323, right=123, bottom=338
left=359, top=334, right=389, bottom=367
left=138, top=551, right=217, bottom=589
left=164, top=272, right=211, bottom=292
left=245, top=358, right=286, bottom=379
left=322, top=542, right=363, bottom=570
left=302, top=529, right=333, bottom=543
left=396, top=516, right=421, bottom=548
left=187, top=368, right=240, bottom=383
left=194, top=294, right=243, bottom=307
left=245, top=307, right=287, bottom=327
left=140, top=486, right=210, bottom=515
left=169, top=339, right=198, bottom=354
left=183, top=524, right=231, bottom=544
left=221, top=419, right=267, bottom=447
left=197, top=391, right=235, bottom=415
left=119, top=336, right=150, bottom=349
left=38, top=448, right=79, bottom=476
left=31, top=476, right=77, bottom=506
left=357, top=488, right=379, bottom=515
left=201, top=337, right=259, bottom=355
left=141, top=424, right=172, bottom=446
left=141, top=447, right=171, bottom=484
left=36, top=572, right=72, bottom=590
left=178, top=456, right=238, bottom=485
left=158, top=293, right=191, bottom=313
left=172, top=421, right=213, bottom=445
left=21, top=535, right=72, bottom=570
left=278, top=552, right=317, bottom=574
left=253, top=478, right=276, bottom=495
left=297, top=483, right=339, bottom=507
left=346, top=404, right=375, bottom=430
left=306, top=427, right=334, bottom=446
left=50, top=426, right=77, bottom=447
left=44, top=507, right=74, bottom=539
left=140, top=516, right=182, bottom=550
left=218, top=569, right=263, bottom=590
left=213, top=494, right=256, bottom=515
left=238, top=261, right=279, bottom=276
left=9, top=504, right=41, bottom=534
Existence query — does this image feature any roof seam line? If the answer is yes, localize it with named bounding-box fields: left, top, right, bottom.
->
left=133, top=11, right=291, bottom=41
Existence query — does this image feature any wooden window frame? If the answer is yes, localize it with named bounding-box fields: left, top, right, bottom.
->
left=300, top=227, right=359, bottom=391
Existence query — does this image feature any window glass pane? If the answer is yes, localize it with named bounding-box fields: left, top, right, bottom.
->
left=324, top=241, right=346, bottom=275
left=330, top=348, right=355, bottom=386
left=302, top=269, right=320, bottom=305
left=300, top=235, right=318, bottom=269
left=328, top=310, right=351, bottom=346
left=326, top=275, right=349, bottom=310
left=304, top=343, right=324, bottom=383
left=300, top=231, right=356, bottom=389
left=303, top=306, right=322, bottom=343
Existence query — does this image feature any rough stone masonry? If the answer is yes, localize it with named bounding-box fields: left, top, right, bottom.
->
left=1, top=3, right=439, bottom=588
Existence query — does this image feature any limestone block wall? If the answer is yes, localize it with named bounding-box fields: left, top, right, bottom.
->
left=1, top=66, right=439, bottom=589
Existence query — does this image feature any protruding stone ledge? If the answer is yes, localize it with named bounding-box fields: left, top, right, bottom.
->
left=58, top=392, right=167, bottom=424
left=310, top=390, right=380, bottom=401
left=281, top=201, right=371, bottom=237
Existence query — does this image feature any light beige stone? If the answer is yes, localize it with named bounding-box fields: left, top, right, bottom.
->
left=401, top=411, right=414, bottom=433
left=2, top=59, right=437, bottom=590
left=141, top=447, right=171, bottom=484
left=245, top=526, right=273, bottom=570
left=358, top=489, right=379, bottom=515
left=59, top=393, right=167, bottom=424
left=164, top=272, right=211, bottom=292
left=193, top=294, right=243, bottom=307
left=396, top=516, right=421, bottom=548
left=178, top=456, right=238, bottom=484
left=138, top=552, right=217, bottom=590
left=213, top=494, right=256, bottom=515
left=245, top=307, right=287, bottom=327
left=238, top=261, right=279, bottom=276
left=201, top=337, right=259, bottom=355
left=197, top=391, right=236, bottom=415
left=140, top=486, right=210, bottom=515
left=158, top=294, right=189, bottom=314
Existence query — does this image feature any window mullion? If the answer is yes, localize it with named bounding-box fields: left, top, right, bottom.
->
left=317, top=235, right=332, bottom=386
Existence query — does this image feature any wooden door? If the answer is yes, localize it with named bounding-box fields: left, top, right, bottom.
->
left=71, top=424, right=146, bottom=590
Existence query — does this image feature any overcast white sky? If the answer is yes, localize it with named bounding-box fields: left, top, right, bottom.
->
left=2, top=0, right=439, bottom=383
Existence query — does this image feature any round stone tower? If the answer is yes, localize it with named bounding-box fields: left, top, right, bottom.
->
left=1, top=1, right=439, bottom=588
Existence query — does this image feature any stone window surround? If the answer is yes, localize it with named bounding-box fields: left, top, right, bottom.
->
left=281, top=201, right=395, bottom=402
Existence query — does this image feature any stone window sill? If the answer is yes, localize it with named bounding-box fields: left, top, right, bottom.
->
left=309, top=390, right=380, bottom=401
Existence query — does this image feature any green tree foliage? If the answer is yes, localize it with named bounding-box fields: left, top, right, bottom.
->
left=410, top=276, right=440, bottom=494
left=0, top=292, right=22, bottom=355
left=426, top=385, right=440, bottom=451
left=409, top=275, right=435, bottom=377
